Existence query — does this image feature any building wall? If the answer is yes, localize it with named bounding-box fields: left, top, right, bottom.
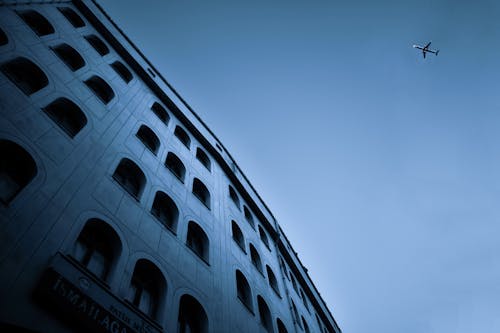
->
left=0, top=1, right=340, bottom=333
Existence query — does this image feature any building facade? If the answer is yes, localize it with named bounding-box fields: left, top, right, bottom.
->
left=0, top=1, right=342, bottom=332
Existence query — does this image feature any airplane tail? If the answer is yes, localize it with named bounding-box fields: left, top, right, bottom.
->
left=436, top=50, right=439, bottom=56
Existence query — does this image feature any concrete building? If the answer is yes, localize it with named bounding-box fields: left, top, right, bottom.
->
left=0, top=1, right=342, bottom=332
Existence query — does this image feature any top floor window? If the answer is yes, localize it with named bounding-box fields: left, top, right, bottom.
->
left=315, top=313, right=324, bottom=332
left=150, top=102, right=170, bottom=125
left=0, top=140, right=37, bottom=204
left=1, top=57, right=48, bottom=95
left=259, top=225, right=271, bottom=250
left=302, top=317, right=311, bottom=333
left=196, top=148, right=211, bottom=171
left=174, top=125, right=191, bottom=149
left=51, top=43, right=85, bottom=71
left=243, top=205, right=255, bottom=228
left=110, top=61, right=133, bottom=83
left=85, top=34, right=109, bottom=56
left=290, top=273, right=298, bottom=293
left=84, top=75, right=114, bottom=105
left=17, top=10, right=54, bottom=36
left=291, top=300, right=301, bottom=328
left=300, top=289, right=310, bottom=312
left=58, top=7, right=85, bottom=28
left=228, top=185, right=240, bottom=210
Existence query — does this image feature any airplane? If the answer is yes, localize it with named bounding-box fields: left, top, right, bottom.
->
left=413, top=42, right=439, bottom=58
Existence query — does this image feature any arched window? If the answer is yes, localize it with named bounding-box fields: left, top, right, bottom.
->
left=42, top=97, right=87, bottom=138
left=1, top=28, right=8, bottom=46
left=186, top=221, right=209, bottom=264
left=266, top=265, right=280, bottom=296
left=0, top=140, right=37, bottom=204
left=257, top=296, right=273, bottom=332
left=151, top=102, right=169, bottom=125
left=126, top=259, right=166, bottom=319
left=290, top=273, right=298, bottom=293
left=151, top=191, right=179, bottom=232
left=243, top=205, right=255, bottom=228
left=291, top=300, right=301, bottom=328
left=195, top=148, right=210, bottom=171
left=174, top=125, right=191, bottom=149
left=302, top=317, right=310, bottom=333
left=231, top=221, right=245, bottom=252
left=235, top=270, right=252, bottom=311
left=51, top=43, right=85, bottom=71
left=72, top=219, right=122, bottom=281
left=84, top=34, right=109, bottom=56
left=228, top=185, right=240, bottom=209
left=315, top=313, right=324, bottom=332
left=192, top=178, right=210, bottom=209
left=58, top=7, right=85, bottom=28
left=177, top=294, right=208, bottom=333
left=17, top=10, right=54, bottom=36
left=165, top=152, right=185, bottom=183
left=136, top=125, right=160, bottom=155
left=112, top=158, right=146, bottom=200
left=110, top=61, right=133, bottom=83
left=1, top=57, right=48, bottom=95
left=249, top=244, right=262, bottom=274
left=84, top=75, right=114, bottom=104
left=279, top=257, right=289, bottom=279
left=259, top=225, right=270, bottom=250
left=300, top=289, right=310, bottom=312
left=277, top=319, right=289, bottom=333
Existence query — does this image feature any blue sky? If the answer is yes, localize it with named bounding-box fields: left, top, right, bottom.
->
left=102, top=1, right=500, bottom=332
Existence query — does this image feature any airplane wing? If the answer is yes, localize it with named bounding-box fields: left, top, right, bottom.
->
left=423, top=50, right=426, bottom=58
left=424, top=41, right=431, bottom=49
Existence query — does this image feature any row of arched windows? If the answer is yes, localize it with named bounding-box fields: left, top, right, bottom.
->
left=279, top=256, right=316, bottom=332
left=8, top=9, right=132, bottom=81
left=73, top=218, right=209, bottom=332
left=0, top=54, right=123, bottom=107
left=231, top=220, right=280, bottom=296
left=235, top=269, right=289, bottom=333
left=16, top=7, right=85, bottom=37
left=112, top=157, right=210, bottom=262
left=229, top=184, right=273, bottom=252
left=133, top=121, right=211, bottom=184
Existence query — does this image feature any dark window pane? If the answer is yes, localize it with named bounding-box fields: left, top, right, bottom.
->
left=52, top=43, right=85, bottom=71
left=17, top=10, right=54, bottom=36
left=1, top=57, right=48, bottom=95
left=58, top=7, right=85, bottom=28
left=43, top=97, right=87, bottom=138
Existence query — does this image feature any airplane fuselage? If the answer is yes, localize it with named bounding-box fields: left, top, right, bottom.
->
left=413, top=45, right=438, bottom=54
